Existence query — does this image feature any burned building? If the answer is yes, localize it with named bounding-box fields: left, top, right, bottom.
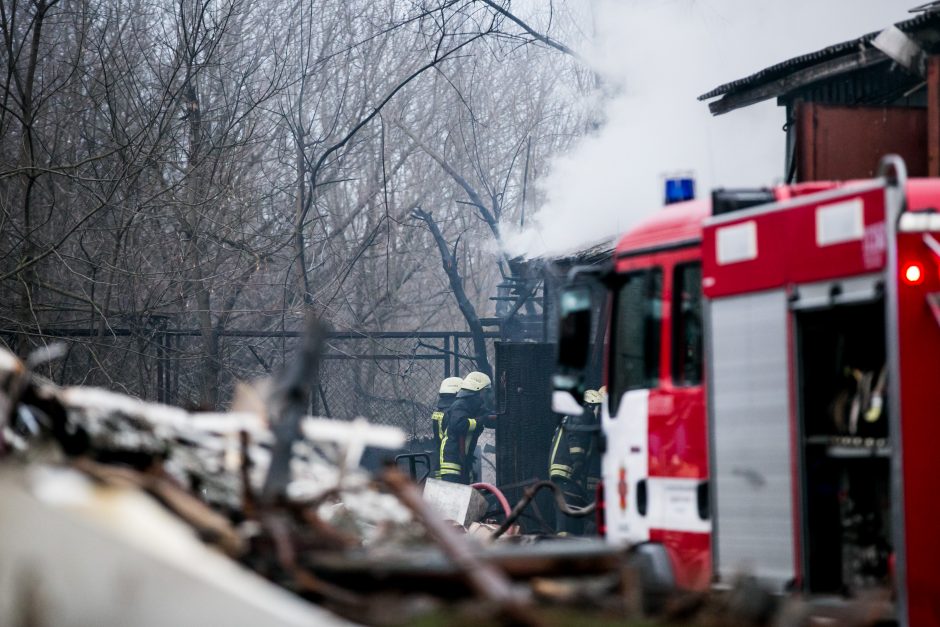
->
left=700, top=7, right=940, bottom=181
left=489, top=239, right=614, bottom=532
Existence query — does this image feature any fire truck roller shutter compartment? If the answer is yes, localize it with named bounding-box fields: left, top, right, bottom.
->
left=791, top=276, right=889, bottom=595
left=708, top=290, right=796, bottom=590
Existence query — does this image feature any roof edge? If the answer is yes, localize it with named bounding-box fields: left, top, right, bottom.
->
left=698, top=10, right=940, bottom=103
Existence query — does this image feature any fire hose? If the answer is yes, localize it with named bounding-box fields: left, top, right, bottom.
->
left=470, top=482, right=512, bottom=518
left=490, top=480, right=596, bottom=540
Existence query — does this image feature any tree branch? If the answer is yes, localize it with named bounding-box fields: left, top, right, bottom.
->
left=479, top=0, right=580, bottom=59
left=396, top=121, right=499, bottom=239
left=294, top=28, right=492, bottom=306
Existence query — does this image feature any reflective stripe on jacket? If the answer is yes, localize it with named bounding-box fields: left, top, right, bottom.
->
left=439, top=392, right=490, bottom=483
left=441, top=415, right=483, bottom=482
left=549, top=408, right=598, bottom=483
left=431, top=410, right=445, bottom=478
left=549, top=419, right=574, bottom=480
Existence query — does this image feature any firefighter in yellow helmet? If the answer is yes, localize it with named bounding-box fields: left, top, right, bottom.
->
left=430, top=377, right=462, bottom=479
left=549, top=388, right=603, bottom=534
left=439, top=371, right=496, bottom=484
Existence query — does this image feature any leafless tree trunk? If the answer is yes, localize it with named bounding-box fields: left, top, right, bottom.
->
left=411, top=207, right=491, bottom=376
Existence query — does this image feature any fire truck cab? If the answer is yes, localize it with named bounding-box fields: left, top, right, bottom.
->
left=553, top=157, right=940, bottom=625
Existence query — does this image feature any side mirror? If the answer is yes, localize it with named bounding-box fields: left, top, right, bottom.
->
left=553, top=284, right=593, bottom=401
left=552, top=390, right=584, bottom=416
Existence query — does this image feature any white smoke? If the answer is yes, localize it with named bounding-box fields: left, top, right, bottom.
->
left=504, top=0, right=912, bottom=257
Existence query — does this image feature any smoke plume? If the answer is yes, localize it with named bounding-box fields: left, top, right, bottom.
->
left=504, top=0, right=912, bottom=257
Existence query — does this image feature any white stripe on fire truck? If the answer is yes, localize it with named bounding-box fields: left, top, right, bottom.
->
left=643, top=476, right=712, bottom=535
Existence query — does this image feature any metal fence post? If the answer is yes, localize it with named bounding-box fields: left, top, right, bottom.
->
left=156, top=331, right=166, bottom=404
left=443, top=335, right=451, bottom=378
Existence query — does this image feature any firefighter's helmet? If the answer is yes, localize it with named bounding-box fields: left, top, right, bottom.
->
left=584, top=389, right=603, bottom=405
left=439, top=376, right=463, bottom=395
left=598, top=385, right=607, bottom=398
left=461, top=371, right=491, bottom=392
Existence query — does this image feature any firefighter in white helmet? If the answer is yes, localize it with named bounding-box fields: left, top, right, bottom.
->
left=549, top=388, right=603, bottom=534
left=439, top=371, right=496, bottom=484
left=430, top=377, right=463, bottom=479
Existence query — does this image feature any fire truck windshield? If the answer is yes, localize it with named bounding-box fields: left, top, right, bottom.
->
left=608, top=268, right=662, bottom=414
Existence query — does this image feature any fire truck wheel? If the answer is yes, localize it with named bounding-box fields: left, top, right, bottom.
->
left=626, top=542, right=675, bottom=615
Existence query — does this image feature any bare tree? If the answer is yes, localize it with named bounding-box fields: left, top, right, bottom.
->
left=390, top=11, right=585, bottom=372
left=0, top=0, right=591, bottom=412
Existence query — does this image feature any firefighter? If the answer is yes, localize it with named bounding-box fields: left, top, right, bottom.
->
left=439, top=371, right=496, bottom=484
left=586, top=386, right=606, bottom=493
left=431, top=376, right=463, bottom=479
left=549, top=388, right=603, bottom=535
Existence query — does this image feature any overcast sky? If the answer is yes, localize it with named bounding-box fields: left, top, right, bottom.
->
left=505, top=0, right=914, bottom=256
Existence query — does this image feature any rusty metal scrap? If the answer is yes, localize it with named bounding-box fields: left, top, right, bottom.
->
left=382, top=465, right=543, bottom=627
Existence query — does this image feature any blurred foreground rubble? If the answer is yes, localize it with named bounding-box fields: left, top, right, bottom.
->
left=0, top=334, right=895, bottom=626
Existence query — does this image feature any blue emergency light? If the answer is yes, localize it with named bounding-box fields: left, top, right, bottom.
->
left=664, top=177, right=695, bottom=205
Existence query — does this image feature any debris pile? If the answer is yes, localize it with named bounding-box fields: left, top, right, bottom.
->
left=0, top=328, right=619, bottom=626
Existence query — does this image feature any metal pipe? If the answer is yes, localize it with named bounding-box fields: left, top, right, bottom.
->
left=880, top=153, right=909, bottom=626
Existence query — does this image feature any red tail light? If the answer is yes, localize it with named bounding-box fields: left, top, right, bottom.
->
left=903, top=262, right=925, bottom=286
left=595, top=480, right=606, bottom=538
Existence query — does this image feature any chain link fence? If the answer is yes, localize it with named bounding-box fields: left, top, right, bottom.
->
left=2, top=328, right=496, bottom=442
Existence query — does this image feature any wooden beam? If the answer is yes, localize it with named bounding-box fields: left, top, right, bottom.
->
left=707, top=50, right=891, bottom=116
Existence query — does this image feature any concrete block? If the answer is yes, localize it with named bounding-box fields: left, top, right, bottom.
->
left=422, top=478, right=487, bottom=527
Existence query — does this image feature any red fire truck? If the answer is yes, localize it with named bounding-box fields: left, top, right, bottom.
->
left=552, top=156, right=940, bottom=625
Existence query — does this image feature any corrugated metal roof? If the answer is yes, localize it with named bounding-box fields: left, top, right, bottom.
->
left=518, top=234, right=618, bottom=264
left=698, top=10, right=940, bottom=101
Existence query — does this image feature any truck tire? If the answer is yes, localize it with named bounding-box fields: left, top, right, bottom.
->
left=627, top=542, right=676, bottom=615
